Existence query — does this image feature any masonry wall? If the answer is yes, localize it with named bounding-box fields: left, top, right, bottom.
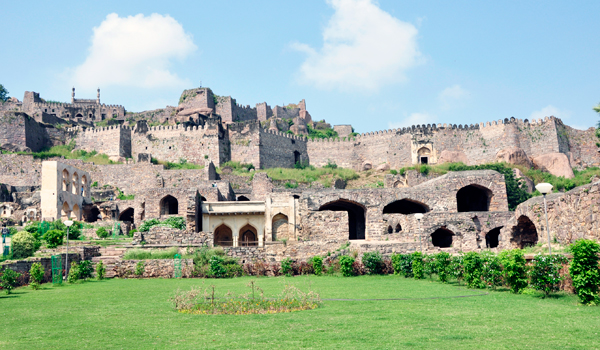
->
left=228, top=121, right=261, bottom=167
left=0, top=112, right=49, bottom=152
left=259, top=129, right=308, bottom=169
left=75, top=125, right=131, bottom=158
left=215, top=96, right=258, bottom=123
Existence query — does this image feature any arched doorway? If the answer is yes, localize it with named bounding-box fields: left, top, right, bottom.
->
left=486, top=226, right=503, bottom=248
left=72, top=204, right=80, bottom=220
left=239, top=224, right=258, bottom=246
left=119, top=208, right=134, bottom=223
left=86, top=206, right=101, bottom=222
left=431, top=228, right=454, bottom=248
left=383, top=199, right=429, bottom=214
left=160, top=195, right=179, bottom=215
left=294, top=151, right=301, bottom=164
left=72, top=173, right=79, bottom=195
left=61, top=202, right=71, bottom=219
left=238, top=196, right=250, bottom=201
left=456, top=184, right=492, bottom=212
left=319, top=199, right=366, bottom=240
left=417, top=147, right=431, bottom=164
left=272, top=213, right=289, bottom=241
left=76, top=113, right=83, bottom=119
left=395, top=224, right=402, bottom=232
left=511, top=216, right=538, bottom=248
left=214, top=224, right=233, bottom=247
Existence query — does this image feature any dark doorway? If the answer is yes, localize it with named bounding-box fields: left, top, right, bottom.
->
left=119, top=208, right=134, bottom=223
left=383, top=199, right=429, bottom=214
left=431, top=228, right=454, bottom=248
left=214, top=225, right=233, bottom=247
left=420, top=157, right=428, bottom=164
left=293, top=151, right=301, bottom=165
left=85, top=206, right=100, bottom=222
left=200, top=196, right=207, bottom=202
left=387, top=226, right=393, bottom=234
left=456, top=184, right=492, bottom=212
left=486, top=226, right=503, bottom=248
left=238, top=195, right=250, bottom=201
left=511, top=216, right=538, bottom=248
left=319, top=199, right=366, bottom=240
left=239, top=224, right=258, bottom=246
left=160, top=195, right=179, bottom=215
left=395, top=224, right=402, bottom=233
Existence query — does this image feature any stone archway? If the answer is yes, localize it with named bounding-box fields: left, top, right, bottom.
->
left=456, top=184, right=492, bottom=212
left=431, top=227, right=454, bottom=248
left=383, top=199, right=429, bottom=214
left=72, top=204, right=80, bottom=220
left=119, top=208, right=134, bottom=223
left=510, top=216, right=538, bottom=248
left=159, top=195, right=179, bottom=215
left=272, top=213, right=289, bottom=241
left=239, top=224, right=258, bottom=247
left=319, top=199, right=366, bottom=240
left=486, top=226, right=503, bottom=248
left=214, top=224, right=233, bottom=247
left=61, top=202, right=71, bottom=219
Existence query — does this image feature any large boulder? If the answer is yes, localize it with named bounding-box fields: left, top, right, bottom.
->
left=496, top=147, right=532, bottom=168
left=376, top=163, right=390, bottom=172
left=437, top=150, right=468, bottom=164
left=532, top=153, right=574, bottom=179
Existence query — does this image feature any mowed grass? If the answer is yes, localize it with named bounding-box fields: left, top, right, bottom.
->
left=1, top=276, right=599, bottom=349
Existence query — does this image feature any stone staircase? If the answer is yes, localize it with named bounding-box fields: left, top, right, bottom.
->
left=91, top=247, right=127, bottom=278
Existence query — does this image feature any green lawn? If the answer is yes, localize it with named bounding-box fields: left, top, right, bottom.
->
left=1, top=276, right=599, bottom=349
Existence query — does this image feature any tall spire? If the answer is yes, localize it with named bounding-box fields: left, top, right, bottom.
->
left=97, top=88, right=100, bottom=104
left=71, top=87, right=75, bottom=104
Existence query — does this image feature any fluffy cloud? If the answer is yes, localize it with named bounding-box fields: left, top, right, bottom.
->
left=292, top=0, right=421, bottom=90
left=529, top=105, right=565, bottom=120
left=388, top=112, right=436, bottom=129
left=439, top=85, right=469, bottom=110
left=70, top=13, right=196, bottom=90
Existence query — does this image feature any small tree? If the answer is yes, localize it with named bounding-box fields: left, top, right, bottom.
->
left=1, top=269, right=21, bottom=294
left=135, top=261, right=145, bottom=277
left=569, top=239, right=600, bottom=305
left=96, top=261, right=106, bottom=280
left=435, top=252, right=452, bottom=283
left=281, top=258, right=293, bottom=277
left=96, top=227, right=109, bottom=239
left=44, top=229, right=64, bottom=248
left=29, top=262, right=44, bottom=290
left=311, top=256, right=323, bottom=276
left=463, top=252, right=485, bottom=289
left=411, top=252, right=424, bottom=279
left=67, top=262, right=80, bottom=283
left=339, top=256, right=355, bottom=277
left=530, top=254, right=568, bottom=297
left=481, top=251, right=503, bottom=289
left=11, top=231, right=38, bottom=259
left=79, top=260, right=94, bottom=280
left=0, top=84, right=9, bottom=103
left=499, top=249, right=528, bottom=294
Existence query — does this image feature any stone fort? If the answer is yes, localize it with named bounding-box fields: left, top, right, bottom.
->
left=1, top=86, right=599, bottom=267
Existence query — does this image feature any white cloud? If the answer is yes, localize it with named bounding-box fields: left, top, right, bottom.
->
left=292, top=0, right=421, bottom=90
left=388, top=112, right=436, bottom=129
left=529, top=105, right=589, bottom=130
left=69, top=13, right=196, bottom=90
left=439, top=84, right=469, bottom=109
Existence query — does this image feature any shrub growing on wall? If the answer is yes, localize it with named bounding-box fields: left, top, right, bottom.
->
left=569, top=239, right=600, bottom=305
left=530, top=254, right=568, bottom=297
left=44, top=229, right=64, bottom=248
left=29, top=262, right=44, bottom=290
left=134, top=261, right=145, bottom=277
left=96, top=261, right=106, bottom=280
left=411, top=252, right=424, bottom=279
left=362, top=251, right=383, bottom=275
left=499, top=249, right=528, bottom=294
left=339, top=256, right=355, bottom=277
left=463, top=252, right=485, bottom=289
left=11, top=231, right=38, bottom=259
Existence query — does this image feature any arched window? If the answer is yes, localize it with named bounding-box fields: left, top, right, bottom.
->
left=431, top=228, right=454, bottom=248
left=238, top=196, right=250, bottom=201
left=272, top=213, right=289, bottom=241
left=62, top=169, right=70, bottom=192
left=383, top=199, right=429, bottom=214
left=510, top=216, right=538, bottom=249
left=160, top=195, right=179, bottom=215
left=72, top=173, right=79, bottom=195
left=239, top=224, right=258, bottom=246
left=119, top=208, right=134, bottom=223
left=319, top=199, right=366, bottom=240
left=387, top=225, right=393, bottom=234
left=486, top=227, right=503, bottom=248
left=72, top=204, right=80, bottom=220
left=81, top=175, right=88, bottom=197
left=395, top=224, right=402, bottom=233
left=456, top=184, right=492, bottom=212
left=214, top=224, right=233, bottom=247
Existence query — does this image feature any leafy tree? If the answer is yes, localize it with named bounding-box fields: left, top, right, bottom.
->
left=96, top=227, right=109, bottom=239
left=29, top=262, right=44, bottom=290
left=434, top=252, right=452, bottom=283
left=0, top=268, right=21, bottom=294
left=0, top=84, right=8, bottom=103
left=569, top=239, right=600, bottom=305
left=44, top=229, right=64, bottom=248
left=11, top=231, right=38, bottom=259
left=463, top=252, right=485, bottom=289
left=499, top=249, right=528, bottom=294
left=529, top=254, right=568, bottom=297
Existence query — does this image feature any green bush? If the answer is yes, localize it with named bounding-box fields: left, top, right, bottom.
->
left=161, top=217, right=186, bottom=230
left=135, top=261, right=145, bottom=277
left=29, top=262, right=44, bottom=290
left=530, top=254, right=568, bottom=297
left=362, top=251, right=383, bottom=275
left=138, top=219, right=161, bottom=232
left=311, top=256, right=323, bottom=276
left=499, top=249, right=528, bottom=294
left=463, top=252, right=485, bottom=289
left=391, top=254, right=413, bottom=277
left=423, top=254, right=437, bottom=280
left=481, top=251, right=502, bottom=289
left=67, top=262, right=80, bottom=283
left=339, top=256, right=355, bottom=277
left=96, top=227, right=110, bottom=239
left=79, top=260, right=94, bottom=280
left=66, top=222, right=81, bottom=240
left=209, top=256, right=226, bottom=278
left=96, top=261, right=106, bottom=280
left=411, top=252, right=424, bottom=279
left=11, top=231, right=38, bottom=259
left=569, top=239, right=600, bottom=305
left=0, top=269, right=21, bottom=294
left=281, top=258, right=293, bottom=277
left=44, top=229, right=64, bottom=248
left=450, top=255, right=465, bottom=284
left=128, top=229, right=138, bottom=238
left=434, top=252, right=452, bottom=283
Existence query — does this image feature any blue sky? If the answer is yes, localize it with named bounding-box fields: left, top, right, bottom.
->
left=2, top=0, right=599, bottom=132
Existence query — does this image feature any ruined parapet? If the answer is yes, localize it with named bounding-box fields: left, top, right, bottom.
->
left=75, top=124, right=132, bottom=159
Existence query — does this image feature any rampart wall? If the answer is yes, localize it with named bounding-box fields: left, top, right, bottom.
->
left=259, top=129, right=308, bottom=169
left=215, top=96, right=258, bottom=123
left=0, top=112, right=50, bottom=152
left=73, top=125, right=131, bottom=158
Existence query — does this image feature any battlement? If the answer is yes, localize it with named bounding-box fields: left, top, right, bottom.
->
left=260, top=128, right=307, bottom=141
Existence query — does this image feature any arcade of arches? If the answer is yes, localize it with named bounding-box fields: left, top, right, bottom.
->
left=213, top=223, right=259, bottom=247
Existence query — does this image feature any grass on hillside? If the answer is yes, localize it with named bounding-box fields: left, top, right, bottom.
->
left=2, top=142, right=120, bottom=165
left=124, top=247, right=188, bottom=260
left=151, top=157, right=204, bottom=170
left=1, top=276, right=598, bottom=349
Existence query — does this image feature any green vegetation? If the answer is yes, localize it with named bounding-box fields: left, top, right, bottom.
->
left=116, top=187, right=135, bottom=200
left=0, top=83, right=8, bottom=103
left=0, top=268, right=20, bottom=294
left=151, top=157, right=204, bottom=170
left=28, top=263, right=44, bottom=290
left=2, top=276, right=599, bottom=348
left=3, top=141, right=120, bottom=164
left=124, top=247, right=182, bottom=260
left=138, top=217, right=186, bottom=233
left=95, top=227, right=109, bottom=239
left=569, top=239, right=600, bottom=305
left=307, top=122, right=338, bottom=139
left=10, top=231, right=38, bottom=259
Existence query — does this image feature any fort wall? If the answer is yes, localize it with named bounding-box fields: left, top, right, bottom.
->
left=74, top=125, right=131, bottom=158
left=215, top=96, right=258, bottom=123
left=259, top=129, right=308, bottom=169
left=0, top=112, right=49, bottom=152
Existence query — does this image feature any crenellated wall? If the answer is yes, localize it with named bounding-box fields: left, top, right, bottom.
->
left=73, top=125, right=132, bottom=159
